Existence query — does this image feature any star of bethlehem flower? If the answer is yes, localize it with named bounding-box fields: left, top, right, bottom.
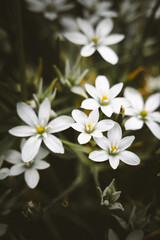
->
left=81, top=75, right=130, bottom=117
left=71, top=109, right=114, bottom=144
left=89, top=122, right=140, bottom=169
left=64, top=18, right=124, bottom=64
left=124, top=87, right=160, bottom=139
left=4, top=140, right=50, bottom=189
left=9, top=98, right=74, bottom=162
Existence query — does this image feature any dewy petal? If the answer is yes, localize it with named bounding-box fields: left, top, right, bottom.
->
left=145, top=121, right=160, bottom=139
left=107, top=122, right=122, bottom=142
left=119, top=136, right=135, bottom=151
left=70, top=123, right=84, bottom=132
left=124, top=117, right=144, bottom=130
left=64, top=32, right=88, bottom=45
left=85, top=83, right=98, bottom=100
left=109, top=155, right=119, bottom=169
left=81, top=98, right=100, bottom=110
left=24, top=169, right=40, bottom=189
left=124, top=87, right=144, bottom=111
left=77, top=18, right=94, bottom=39
left=97, top=46, right=118, bottom=65
left=80, top=44, right=96, bottom=57
left=101, top=105, right=113, bottom=117
left=43, top=133, right=64, bottom=154
left=95, top=75, right=110, bottom=95
left=10, top=164, right=25, bottom=176
left=34, top=147, right=49, bottom=161
left=144, top=93, right=160, bottom=112
left=94, top=136, right=110, bottom=150
left=38, top=98, right=51, bottom=126
left=4, top=150, right=21, bottom=164
left=34, top=160, right=50, bottom=169
left=102, top=34, right=125, bottom=45
left=72, top=109, right=88, bottom=124
left=126, top=230, right=144, bottom=240
left=109, top=83, right=123, bottom=99
left=17, top=102, right=38, bottom=127
left=9, top=126, right=36, bottom=137
left=49, top=116, right=74, bottom=133
left=89, top=109, right=99, bottom=124
left=119, top=150, right=140, bottom=166
left=78, top=132, right=91, bottom=144
left=89, top=150, right=109, bottom=162
left=96, top=119, right=114, bottom=132
left=22, top=136, right=42, bottom=162
left=0, top=168, right=10, bottom=180
left=96, top=19, right=113, bottom=38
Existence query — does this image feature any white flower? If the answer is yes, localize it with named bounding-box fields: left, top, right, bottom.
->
left=108, top=229, right=144, bottom=240
left=64, top=18, right=124, bottom=64
left=0, top=155, right=10, bottom=180
left=71, top=109, right=114, bottom=144
left=124, top=87, right=160, bottom=139
left=89, top=122, right=140, bottom=169
left=4, top=142, right=50, bottom=189
left=25, top=0, right=74, bottom=21
left=9, top=98, right=74, bottom=162
left=81, top=75, right=130, bottom=117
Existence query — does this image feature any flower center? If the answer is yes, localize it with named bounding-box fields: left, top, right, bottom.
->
left=140, top=110, right=147, bottom=118
left=37, top=126, right=45, bottom=134
left=46, top=3, right=55, bottom=12
left=120, top=105, right=125, bottom=115
left=102, top=95, right=108, bottom=101
left=92, top=37, right=98, bottom=43
left=109, top=145, right=118, bottom=155
left=24, top=161, right=33, bottom=167
left=85, top=121, right=94, bottom=133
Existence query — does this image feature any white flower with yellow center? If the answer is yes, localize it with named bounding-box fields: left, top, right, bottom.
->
left=89, top=123, right=140, bottom=169
left=64, top=18, right=124, bottom=64
left=9, top=98, right=74, bottom=162
left=124, top=87, right=160, bottom=139
left=81, top=75, right=129, bottom=117
left=4, top=141, right=50, bottom=189
left=71, top=109, right=114, bottom=144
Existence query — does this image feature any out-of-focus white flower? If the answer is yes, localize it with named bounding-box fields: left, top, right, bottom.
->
left=124, top=87, right=160, bottom=139
left=71, top=109, right=114, bottom=144
left=64, top=18, right=124, bottom=64
left=81, top=75, right=129, bottom=117
left=108, top=229, right=144, bottom=240
left=4, top=141, right=50, bottom=189
left=25, top=0, right=74, bottom=21
left=9, top=98, right=74, bottom=162
left=0, top=155, right=10, bottom=180
left=89, top=122, right=140, bottom=169
left=146, top=75, right=160, bottom=92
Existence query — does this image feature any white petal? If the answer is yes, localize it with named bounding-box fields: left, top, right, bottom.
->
left=109, top=155, right=119, bottom=169
left=145, top=121, right=160, bottom=139
left=34, top=160, right=50, bottom=169
left=111, top=97, right=131, bottom=114
left=97, top=46, right=118, bottom=65
left=38, top=98, right=51, bottom=126
left=49, top=116, right=74, bottom=133
left=96, top=120, right=114, bottom=132
left=91, top=130, right=103, bottom=138
left=26, top=0, right=45, bottom=12
left=9, top=126, right=36, bottom=137
left=81, top=98, right=100, bottom=109
left=71, top=86, right=88, bottom=98
left=94, top=136, right=110, bottom=150
left=71, top=109, right=87, bottom=124
left=34, top=147, right=49, bottom=161
left=102, top=34, right=125, bottom=45
left=124, top=117, right=144, bottom=130
left=80, top=44, right=95, bottom=57
left=44, top=12, right=57, bottom=21
left=119, top=136, right=135, bottom=151
left=148, top=111, right=160, bottom=123
left=89, top=150, right=109, bottom=162
left=107, top=122, right=122, bottom=142
left=109, top=83, right=123, bottom=99
left=70, top=123, right=84, bottom=132
left=101, top=105, right=113, bottom=117
left=119, top=150, right=140, bottom=166
left=4, top=150, right=21, bottom=164
left=64, top=32, right=88, bottom=45
left=78, top=132, right=91, bottom=144
left=124, top=87, right=144, bottom=111
left=85, top=83, right=97, bottom=99
left=17, top=102, right=38, bottom=127
left=22, top=136, right=42, bottom=162
left=89, top=109, right=99, bottom=124
left=24, top=169, right=39, bottom=189
left=10, top=164, right=25, bottom=176
left=126, top=230, right=144, bottom=240
left=43, top=134, right=64, bottom=154
left=0, top=168, right=10, bottom=180
left=96, top=19, right=113, bottom=38
left=77, top=18, right=94, bottom=39
left=95, top=75, right=110, bottom=95
left=144, top=93, right=160, bottom=112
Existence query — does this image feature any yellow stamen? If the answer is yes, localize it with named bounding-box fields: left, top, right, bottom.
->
left=92, top=37, right=98, bottom=43
left=88, top=122, right=92, bottom=131
left=140, top=110, right=147, bottom=118
left=102, top=95, right=108, bottom=102
left=37, top=126, right=45, bottom=134
left=120, top=105, right=125, bottom=115
left=25, top=161, right=33, bottom=167
left=111, top=146, right=117, bottom=153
